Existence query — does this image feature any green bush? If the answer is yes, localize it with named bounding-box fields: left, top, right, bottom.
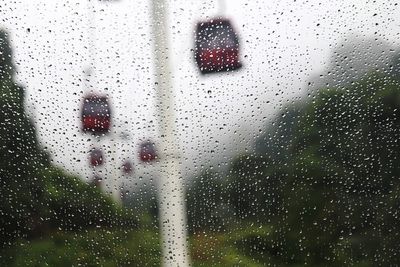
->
left=3, top=229, right=160, bottom=267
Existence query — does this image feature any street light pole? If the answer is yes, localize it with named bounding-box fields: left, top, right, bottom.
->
left=150, top=0, right=190, bottom=266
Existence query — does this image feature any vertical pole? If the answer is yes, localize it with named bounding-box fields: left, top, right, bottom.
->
left=86, top=0, right=97, bottom=187
left=86, top=0, right=120, bottom=203
left=150, top=0, right=190, bottom=266
left=218, top=0, right=226, bottom=15
left=111, top=134, right=121, bottom=203
left=86, top=0, right=95, bottom=87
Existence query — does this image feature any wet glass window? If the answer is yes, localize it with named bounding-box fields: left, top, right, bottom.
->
left=1, top=0, right=400, bottom=266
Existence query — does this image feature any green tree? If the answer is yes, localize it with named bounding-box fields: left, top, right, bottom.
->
left=0, top=29, right=135, bottom=250
left=271, top=72, right=400, bottom=265
left=227, top=154, right=285, bottom=222
left=0, top=29, right=49, bottom=246
left=187, top=170, right=226, bottom=232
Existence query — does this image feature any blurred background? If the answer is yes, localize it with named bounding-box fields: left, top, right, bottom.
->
left=1, top=0, right=400, bottom=266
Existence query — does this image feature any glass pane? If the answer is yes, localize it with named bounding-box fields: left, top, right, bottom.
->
left=1, top=0, right=399, bottom=266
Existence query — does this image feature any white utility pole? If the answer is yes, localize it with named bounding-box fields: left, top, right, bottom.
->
left=110, top=133, right=122, bottom=203
left=86, top=0, right=121, bottom=203
left=150, top=0, right=190, bottom=266
left=110, top=130, right=130, bottom=203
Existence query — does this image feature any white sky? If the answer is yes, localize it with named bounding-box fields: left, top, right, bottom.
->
left=1, top=0, right=400, bottom=190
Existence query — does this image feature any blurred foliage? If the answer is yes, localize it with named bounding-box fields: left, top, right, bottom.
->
left=0, top=29, right=51, bottom=247
left=190, top=224, right=289, bottom=267
left=0, top=29, right=157, bottom=265
left=38, top=167, right=136, bottom=232
left=2, top=228, right=160, bottom=267
left=186, top=170, right=227, bottom=232
left=274, top=71, right=400, bottom=265
left=188, top=63, right=400, bottom=265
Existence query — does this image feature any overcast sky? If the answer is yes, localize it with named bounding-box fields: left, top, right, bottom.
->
left=1, top=0, right=400, bottom=190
